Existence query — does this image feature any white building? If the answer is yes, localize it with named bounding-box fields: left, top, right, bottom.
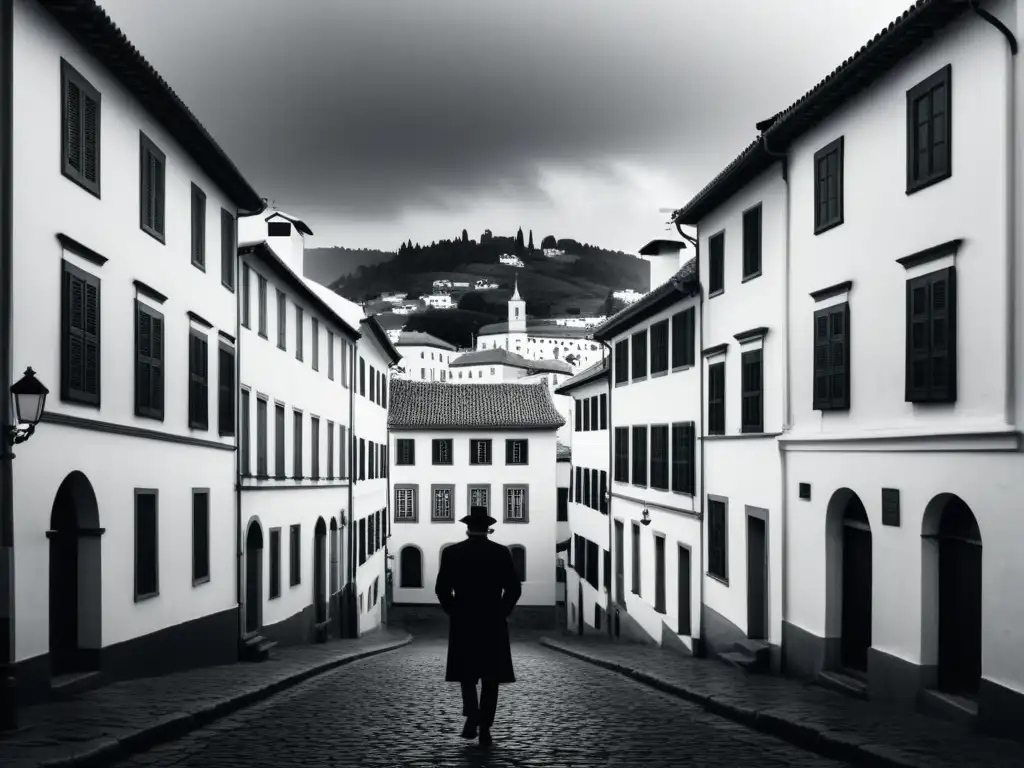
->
left=393, top=331, right=457, bottom=382
left=5, top=0, right=262, bottom=706
left=543, top=248, right=565, bottom=258
left=379, top=292, right=407, bottom=304
left=388, top=380, right=565, bottom=628
left=499, top=254, right=524, bottom=268
left=474, top=279, right=499, bottom=290
left=555, top=442, right=571, bottom=605
left=554, top=359, right=612, bottom=637
left=421, top=293, right=453, bottom=310
left=611, top=289, right=644, bottom=305
left=432, top=279, right=452, bottom=292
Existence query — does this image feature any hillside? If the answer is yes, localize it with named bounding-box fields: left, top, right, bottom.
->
left=303, top=246, right=395, bottom=286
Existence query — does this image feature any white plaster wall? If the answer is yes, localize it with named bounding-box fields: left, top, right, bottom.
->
left=476, top=331, right=604, bottom=373
left=389, top=428, right=559, bottom=606
left=449, top=363, right=522, bottom=382
left=394, top=343, right=455, bottom=382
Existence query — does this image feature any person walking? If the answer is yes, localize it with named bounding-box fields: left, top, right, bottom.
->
left=434, top=505, right=522, bottom=747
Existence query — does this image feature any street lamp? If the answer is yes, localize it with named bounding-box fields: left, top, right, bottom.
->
left=640, top=507, right=651, bottom=526
left=8, top=367, right=48, bottom=446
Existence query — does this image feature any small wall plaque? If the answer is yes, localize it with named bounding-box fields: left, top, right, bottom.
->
left=798, top=482, right=811, bottom=500
left=882, top=488, right=900, bottom=527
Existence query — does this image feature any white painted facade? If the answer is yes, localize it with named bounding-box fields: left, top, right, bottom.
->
left=393, top=338, right=456, bottom=382
left=421, top=293, right=453, bottom=309
left=611, top=289, right=644, bottom=304
left=389, top=429, right=559, bottom=607
left=555, top=449, right=571, bottom=604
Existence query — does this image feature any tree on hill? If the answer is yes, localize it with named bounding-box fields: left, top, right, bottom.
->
left=515, top=227, right=525, bottom=257
left=462, top=229, right=468, bottom=243
left=457, top=292, right=503, bottom=317
left=481, top=229, right=493, bottom=244
left=528, top=230, right=535, bottom=251
left=404, top=309, right=494, bottom=349
left=541, top=234, right=557, bottom=249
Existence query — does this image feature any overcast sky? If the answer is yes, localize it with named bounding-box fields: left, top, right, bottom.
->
left=99, top=0, right=913, bottom=253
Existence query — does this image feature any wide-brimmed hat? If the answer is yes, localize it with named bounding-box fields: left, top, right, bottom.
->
left=460, top=505, right=497, bottom=527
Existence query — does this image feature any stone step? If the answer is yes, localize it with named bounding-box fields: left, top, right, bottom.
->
left=240, top=634, right=277, bottom=662
left=719, top=650, right=768, bottom=673
left=920, top=688, right=978, bottom=725
left=815, top=669, right=868, bottom=700
left=50, top=670, right=102, bottom=700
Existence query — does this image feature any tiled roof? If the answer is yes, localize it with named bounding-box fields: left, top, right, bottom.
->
left=477, top=320, right=593, bottom=339
left=674, top=0, right=973, bottom=225
left=554, top=357, right=610, bottom=396
left=557, top=442, right=572, bottom=461
left=528, top=357, right=574, bottom=375
left=39, top=1, right=261, bottom=211
left=395, top=331, right=457, bottom=352
left=593, top=258, right=699, bottom=342
left=449, top=348, right=533, bottom=369
left=388, top=380, right=566, bottom=431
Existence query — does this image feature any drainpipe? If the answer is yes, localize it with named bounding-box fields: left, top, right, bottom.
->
left=346, top=340, right=356, bottom=637
left=969, top=0, right=1018, bottom=429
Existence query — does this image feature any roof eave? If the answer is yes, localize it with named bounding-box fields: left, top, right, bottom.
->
left=554, top=367, right=609, bottom=396
left=360, top=316, right=403, bottom=365
left=593, top=278, right=699, bottom=342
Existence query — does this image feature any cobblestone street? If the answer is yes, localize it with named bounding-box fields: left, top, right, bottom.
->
left=107, top=638, right=844, bottom=768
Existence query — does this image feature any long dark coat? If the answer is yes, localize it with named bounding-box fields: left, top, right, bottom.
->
left=434, top=535, right=522, bottom=684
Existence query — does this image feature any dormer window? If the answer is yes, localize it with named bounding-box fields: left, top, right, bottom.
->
left=268, top=221, right=291, bottom=237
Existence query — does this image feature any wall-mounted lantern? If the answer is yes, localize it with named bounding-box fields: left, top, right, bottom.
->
left=640, top=507, right=651, bottom=526
left=9, top=367, right=48, bottom=446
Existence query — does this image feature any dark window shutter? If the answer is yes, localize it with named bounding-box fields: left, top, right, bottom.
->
left=82, top=93, right=99, bottom=185
left=709, top=232, right=724, bottom=293
left=62, top=264, right=101, bottom=406
left=189, top=332, right=209, bottom=430
left=221, top=209, right=236, bottom=290
left=135, top=302, right=165, bottom=419
left=66, top=79, right=82, bottom=174
left=906, top=268, right=956, bottom=403
left=191, top=185, right=206, bottom=268
left=600, top=394, right=607, bottom=429
left=218, top=344, right=235, bottom=436
left=432, top=439, right=440, bottom=464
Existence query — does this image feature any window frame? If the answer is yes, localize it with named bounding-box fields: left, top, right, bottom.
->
left=469, top=438, right=492, bottom=465
left=188, top=327, right=209, bottom=431
left=505, top=438, right=529, bottom=465
left=813, top=137, right=845, bottom=234
left=221, top=209, right=236, bottom=292
left=432, top=438, right=454, bottom=466
left=138, top=131, right=166, bottom=243
left=60, top=59, right=102, bottom=198
left=905, top=266, right=957, bottom=403
left=191, top=488, right=210, bottom=586
left=650, top=320, right=669, bottom=375
left=707, top=360, right=726, bottom=436
left=133, top=488, right=160, bottom=601
left=708, top=230, right=725, bottom=297
left=631, top=425, right=648, bottom=487
left=906, top=64, right=953, bottom=195
left=394, top=484, right=419, bottom=522
left=191, top=183, right=206, bottom=270
left=614, top=340, right=629, bottom=385
left=649, top=424, right=669, bottom=491
left=741, top=202, right=762, bottom=280
left=431, top=484, right=455, bottom=522
left=630, top=330, right=648, bottom=381
left=61, top=260, right=101, bottom=407
left=289, top=523, right=302, bottom=586
left=134, top=300, right=165, bottom=421
left=740, top=348, right=764, bottom=434
left=813, top=302, right=851, bottom=411
left=396, top=438, right=416, bottom=465
left=503, top=484, right=530, bottom=523
left=671, top=307, right=695, bottom=370
left=269, top=527, right=282, bottom=599
left=707, top=497, right=729, bottom=583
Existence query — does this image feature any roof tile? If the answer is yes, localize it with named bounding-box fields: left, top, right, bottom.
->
left=388, top=379, right=566, bottom=431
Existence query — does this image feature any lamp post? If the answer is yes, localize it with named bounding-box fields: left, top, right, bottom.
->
left=9, top=368, right=48, bottom=445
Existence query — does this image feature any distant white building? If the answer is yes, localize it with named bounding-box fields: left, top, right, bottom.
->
left=499, top=254, right=524, bottom=268
left=451, top=281, right=470, bottom=289
left=421, top=293, right=453, bottom=309
left=611, top=289, right=644, bottom=305
left=432, top=279, right=453, bottom=291
left=552, top=316, right=607, bottom=328
left=543, top=248, right=565, bottom=258
left=388, top=380, right=565, bottom=629
left=393, top=331, right=458, bottom=382
left=379, top=292, right=407, bottom=304
left=474, top=279, right=499, bottom=290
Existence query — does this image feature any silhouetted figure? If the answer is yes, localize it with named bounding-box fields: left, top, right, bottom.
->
left=435, top=505, right=522, bottom=747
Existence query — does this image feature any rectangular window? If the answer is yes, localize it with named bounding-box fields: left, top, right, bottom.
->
left=293, top=410, right=303, bottom=478
left=505, top=439, right=528, bottom=465
left=814, top=137, right=844, bottom=233
left=742, top=204, right=762, bottom=279
left=557, top=488, right=568, bottom=521
left=240, top=389, right=251, bottom=475
left=613, top=426, right=629, bottom=482
left=599, top=470, right=607, bottom=514
left=188, top=329, right=209, bottom=430
left=328, top=331, right=335, bottom=380
left=575, top=401, right=582, bottom=431
left=134, top=490, right=159, bottom=600
left=504, top=486, right=528, bottom=522
left=708, top=361, right=725, bottom=435
left=574, top=466, right=582, bottom=503
left=289, top=524, right=301, bottom=586
left=590, top=396, right=598, bottom=430
left=396, top=438, right=415, bottom=465
left=583, top=400, right=591, bottom=431
left=470, top=439, right=491, bottom=465
left=708, top=499, right=728, bottom=581
left=241, top=264, right=251, bottom=329
left=631, top=330, right=648, bottom=380
left=586, top=540, right=599, bottom=589
left=583, top=467, right=591, bottom=508
left=631, top=522, right=641, bottom=596
left=295, top=305, right=304, bottom=361
left=135, top=301, right=164, bottom=420
left=395, top=486, right=417, bottom=521
left=218, top=342, right=235, bottom=436
left=709, top=231, right=725, bottom=295
left=631, top=425, right=648, bottom=486
left=359, top=437, right=365, bottom=480
left=61, top=261, right=101, bottom=406
left=654, top=535, right=666, bottom=613
left=614, top=340, right=629, bottom=385
left=907, top=64, right=952, bottom=194
left=741, top=349, right=763, bottom=433
left=310, top=416, right=320, bottom=480
left=359, top=358, right=366, bottom=396
left=432, top=438, right=453, bottom=465
left=650, top=424, right=669, bottom=491
left=650, top=320, right=669, bottom=374
left=257, top=274, right=268, bottom=338
left=358, top=518, right=366, bottom=564
left=671, top=422, right=696, bottom=495
left=813, top=303, right=851, bottom=411
left=312, top=318, right=320, bottom=371
left=671, top=307, right=695, bottom=369
left=139, top=132, right=165, bottom=242
left=327, top=420, right=335, bottom=480
left=590, top=468, right=599, bottom=511
left=469, top=485, right=489, bottom=514
left=256, top=396, right=268, bottom=477
left=269, top=528, right=281, bottom=599
left=599, top=393, right=607, bottom=429
left=221, top=209, right=236, bottom=291
left=339, top=424, right=348, bottom=479
left=275, top=403, right=286, bottom=479
left=341, top=340, right=349, bottom=387
left=61, top=60, right=101, bottom=196
left=191, top=184, right=206, bottom=269
left=432, top=486, right=454, bottom=521
left=369, top=366, right=375, bottom=402
left=192, top=489, right=210, bottom=585
left=906, top=266, right=957, bottom=403
left=277, top=290, right=287, bottom=350
left=603, top=549, right=611, bottom=591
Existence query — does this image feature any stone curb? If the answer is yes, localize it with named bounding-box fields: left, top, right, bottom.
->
left=36, top=634, right=414, bottom=768
left=539, top=638, right=930, bottom=768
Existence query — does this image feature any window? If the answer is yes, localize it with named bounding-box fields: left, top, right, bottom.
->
left=671, top=307, right=695, bottom=369
left=256, top=396, right=268, bottom=477
left=359, top=358, right=365, bottom=396
left=395, top=486, right=417, bottom=521
left=339, top=424, right=348, bottom=479
left=341, top=340, right=349, bottom=387
left=613, top=427, right=629, bottom=482
left=574, top=466, right=582, bottom=503
left=469, top=485, right=489, bottom=514
left=599, top=394, right=607, bottom=429
left=295, top=305, right=304, bottom=361
left=650, top=425, right=669, bottom=491
left=583, top=468, right=591, bottom=508
left=400, top=546, right=422, bottom=588
left=906, top=267, right=957, bottom=403
left=61, top=262, right=101, bottom=406
left=359, top=437, right=365, bottom=480
left=134, top=490, right=159, bottom=600
left=603, top=550, right=611, bottom=591
left=614, top=340, right=629, bottom=384
left=191, top=184, right=206, bottom=269
left=369, top=366, right=375, bottom=402
left=289, top=524, right=301, bottom=586
left=708, top=361, right=725, bottom=435
left=432, top=486, right=454, bottom=521
left=192, top=489, right=210, bottom=585
left=504, top=486, right=528, bottom=522
left=218, top=342, right=235, bottom=436
left=575, top=401, right=582, bottom=431
left=135, top=301, right=164, bottom=420
left=557, top=488, right=568, bottom=521
left=188, top=329, right=209, bottom=430
left=741, top=349, right=763, bottom=433
left=650, top=320, right=669, bottom=374
left=907, top=64, right=952, bottom=194
left=312, top=318, right=319, bottom=371
left=275, top=403, right=286, bottom=478
left=583, top=401, right=591, bottom=431
left=293, top=410, right=303, bottom=478
left=269, top=528, right=281, bottom=599
left=240, top=389, right=250, bottom=475
left=396, top=438, right=415, bottom=465
left=586, top=540, right=599, bottom=589
left=221, top=209, right=236, bottom=291
left=590, top=469, right=599, bottom=511
left=708, top=499, right=728, bottom=581
left=631, top=330, right=648, bottom=380
left=742, top=204, right=762, bottom=279
left=328, top=331, right=335, bottom=380
left=276, top=290, right=287, bottom=350
left=310, top=416, right=320, bottom=480
left=709, top=231, right=724, bottom=295
left=61, top=60, right=101, bottom=196
left=631, top=426, right=648, bottom=486
left=814, top=137, right=844, bottom=233
left=358, top=518, right=366, bottom=564
left=671, top=422, right=696, bottom=495
left=241, top=266, right=251, bottom=328
left=257, top=274, right=268, bottom=338
left=654, top=535, right=666, bottom=613
left=505, top=439, right=528, bottom=465
left=139, top=132, right=165, bottom=242
left=590, top=396, right=598, bottom=430
left=599, top=470, right=607, bottom=514
left=432, top=438, right=453, bottom=465
left=631, top=522, right=641, bottom=595
left=470, top=439, right=491, bottom=465
left=813, top=303, right=850, bottom=410
left=327, top=420, right=335, bottom=480
left=510, top=546, right=526, bottom=583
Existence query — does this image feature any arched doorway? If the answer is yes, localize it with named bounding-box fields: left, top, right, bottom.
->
left=244, top=521, right=263, bottom=635
left=923, top=494, right=982, bottom=695
left=47, top=471, right=103, bottom=677
left=314, top=518, right=327, bottom=625
left=399, top=546, right=422, bottom=588
left=825, top=489, right=872, bottom=673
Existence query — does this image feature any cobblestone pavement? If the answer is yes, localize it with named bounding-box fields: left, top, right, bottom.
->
left=541, top=635, right=1024, bottom=768
left=107, top=638, right=846, bottom=768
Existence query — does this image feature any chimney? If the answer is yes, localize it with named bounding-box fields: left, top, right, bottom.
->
left=638, top=240, right=688, bottom=292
